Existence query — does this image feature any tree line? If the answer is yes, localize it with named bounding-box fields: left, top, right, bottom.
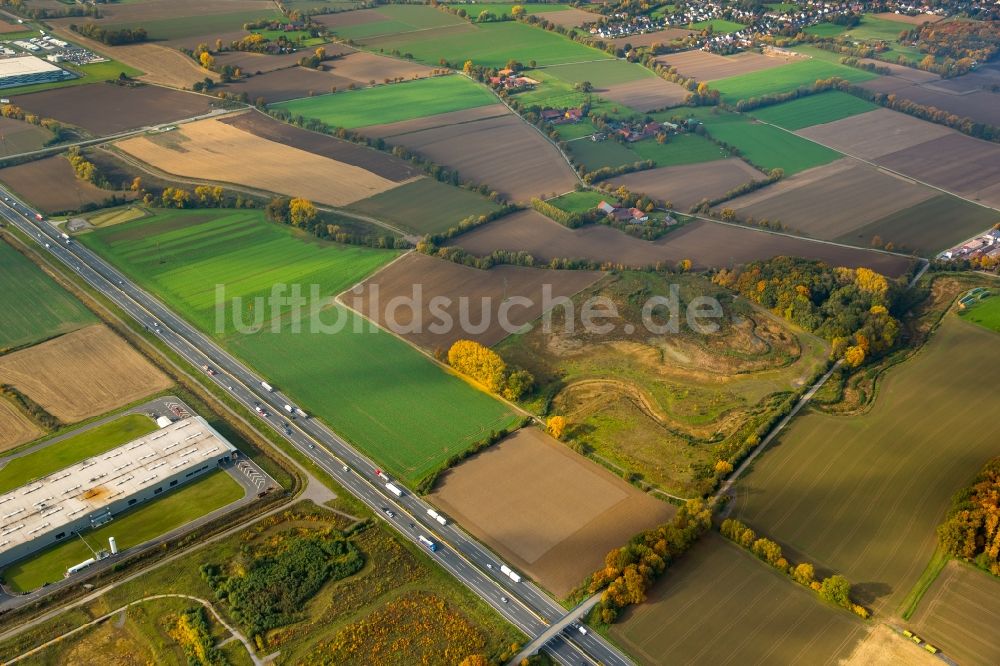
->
left=720, top=518, right=870, bottom=618
left=264, top=196, right=406, bottom=249
left=71, top=22, right=147, bottom=45
left=938, top=456, right=1000, bottom=577
left=713, top=257, right=902, bottom=367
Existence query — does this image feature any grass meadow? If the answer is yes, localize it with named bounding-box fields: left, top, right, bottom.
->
left=0, top=414, right=157, bottom=494
left=273, top=75, right=497, bottom=128
left=710, top=58, right=877, bottom=104
left=81, top=209, right=518, bottom=485
left=104, top=10, right=281, bottom=41
left=732, top=315, right=1000, bottom=614
left=678, top=107, right=841, bottom=175
left=0, top=240, right=97, bottom=352
left=688, top=18, right=746, bottom=33
left=2, top=469, right=244, bottom=592
left=804, top=14, right=915, bottom=41
left=330, top=4, right=467, bottom=40
left=748, top=91, right=877, bottom=130
left=549, top=190, right=606, bottom=213
left=959, top=293, right=1000, bottom=333
left=346, top=178, right=502, bottom=235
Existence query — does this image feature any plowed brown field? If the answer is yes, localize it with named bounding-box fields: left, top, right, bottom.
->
left=0, top=325, right=171, bottom=423
left=0, top=156, right=134, bottom=214
left=452, top=209, right=914, bottom=276
left=0, top=399, right=42, bottom=454
left=348, top=252, right=602, bottom=350
left=611, top=159, right=765, bottom=211
left=116, top=118, right=406, bottom=206
left=602, top=77, right=690, bottom=111
left=795, top=108, right=951, bottom=160
left=430, top=428, right=675, bottom=597
left=656, top=49, right=796, bottom=81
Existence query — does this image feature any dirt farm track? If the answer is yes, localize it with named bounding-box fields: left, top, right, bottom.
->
left=430, top=428, right=674, bottom=597
left=0, top=325, right=171, bottom=423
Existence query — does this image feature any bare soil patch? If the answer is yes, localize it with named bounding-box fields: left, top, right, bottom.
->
left=601, top=77, right=689, bottom=112
left=0, top=155, right=134, bottom=215
left=859, top=77, right=1000, bottom=127
left=795, top=108, right=951, bottom=160
left=609, top=28, right=694, bottom=48
left=430, top=428, right=674, bottom=597
left=876, top=132, right=1000, bottom=208
left=349, top=252, right=602, bottom=351
left=14, top=83, right=215, bottom=136
left=908, top=562, right=1000, bottom=666
left=369, top=111, right=578, bottom=202
left=721, top=159, right=938, bottom=240
left=329, top=50, right=437, bottom=84
left=611, top=158, right=765, bottom=211
left=656, top=49, right=796, bottom=81
left=0, top=19, right=24, bottom=33
left=535, top=8, right=602, bottom=28
left=220, top=111, right=419, bottom=181
left=214, top=50, right=309, bottom=75
left=858, top=61, right=939, bottom=84
left=224, top=66, right=355, bottom=103
left=839, top=625, right=940, bottom=666
left=361, top=103, right=509, bottom=138
left=115, top=118, right=405, bottom=206
left=453, top=209, right=914, bottom=276
left=0, top=325, right=171, bottom=423
left=0, top=398, right=42, bottom=454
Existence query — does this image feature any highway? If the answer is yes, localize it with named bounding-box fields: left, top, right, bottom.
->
left=0, top=189, right=633, bottom=666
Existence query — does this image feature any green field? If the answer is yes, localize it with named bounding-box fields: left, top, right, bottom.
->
left=0, top=414, right=157, bottom=494
left=331, top=4, right=467, bottom=40
left=3, top=469, right=244, bottom=592
left=273, top=75, right=496, bottom=128
left=554, top=119, right=599, bottom=140
left=748, top=91, right=877, bottom=130
left=346, top=178, right=502, bottom=235
left=677, top=107, right=840, bottom=175
left=81, top=209, right=518, bottom=485
left=805, top=14, right=914, bottom=41
left=548, top=189, right=606, bottom=213
left=540, top=59, right=653, bottom=87
left=364, top=20, right=612, bottom=68
left=959, top=293, right=1000, bottom=333
left=611, top=532, right=865, bottom=665
left=688, top=18, right=746, bottom=33
left=104, top=9, right=281, bottom=41
left=630, top=132, right=730, bottom=167
left=710, top=58, right=877, bottom=104
left=0, top=240, right=97, bottom=352
left=446, top=2, right=572, bottom=15
left=732, top=315, right=1000, bottom=614
left=836, top=194, right=1000, bottom=256
left=515, top=70, right=638, bottom=119
left=567, top=137, right=641, bottom=170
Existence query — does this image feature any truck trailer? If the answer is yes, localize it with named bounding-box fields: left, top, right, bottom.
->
left=260, top=381, right=273, bottom=392
left=418, top=535, right=438, bottom=552
left=385, top=482, right=403, bottom=497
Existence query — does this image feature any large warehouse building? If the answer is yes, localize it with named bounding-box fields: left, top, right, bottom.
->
left=0, top=55, right=72, bottom=89
left=0, top=416, right=237, bottom=569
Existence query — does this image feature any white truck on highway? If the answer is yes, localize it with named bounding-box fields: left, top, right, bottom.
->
left=295, top=408, right=307, bottom=418
left=283, top=404, right=294, bottom=414
left=385, top=482, right=403, bottom=497
left=260, top=381, right=273, bottom=392
left=500, top=564, right=522, bottom=583
left=427, top=508, right=448, bottom=526
left=418, top=535, right=439, bottom=552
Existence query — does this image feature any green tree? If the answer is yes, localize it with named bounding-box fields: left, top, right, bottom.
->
left=818, top=575, right=852, bottom=608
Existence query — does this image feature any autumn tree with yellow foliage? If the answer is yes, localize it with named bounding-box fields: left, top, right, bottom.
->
left=547, top=415, right=567, bottom=440
left=448, top=340, right=534, bottom=400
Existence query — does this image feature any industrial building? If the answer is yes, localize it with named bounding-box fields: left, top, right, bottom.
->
left=0, top=55, right=72, bottom=89
left=0, top=416, right=237, bottom=569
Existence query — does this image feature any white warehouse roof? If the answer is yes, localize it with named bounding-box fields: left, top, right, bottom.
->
left=0, top=55, right=64, bottom=77
left=0, top=416, right=236, bottom=561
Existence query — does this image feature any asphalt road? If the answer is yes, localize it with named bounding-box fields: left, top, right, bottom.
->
left=0, top=190, right=633, bottom=666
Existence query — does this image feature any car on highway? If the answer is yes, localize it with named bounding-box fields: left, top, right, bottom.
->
left=501, top=596, right=508, bottom=603
left=381, top=507, right=395, bottom=518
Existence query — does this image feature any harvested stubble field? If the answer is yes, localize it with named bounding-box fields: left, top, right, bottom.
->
left=346, top=177, right=502, bottom=236
left=81, top=209, right=518, bottom=486
left=0, top=117, right=52, bottom=157
left=497, top=271, right=829, bottom=496
left=274, top=75, right=496, bottom=129
left=116, top=118, right=406, bottom=206
left=908, top=562, right=1000, bottom=666
left=732, top=316, right=1000, bottom=614
left=369, top=111, right=579, bottom=202
left=349, top=252, right=602, bottom=350
left=536, top=8, right=602, bottom=27
left=876, top=133, right=1000, bottom=209
left=0, top=325, right=172, bottom=423
left=430, top=428, right=675, bottom=597
left=453, top=209, right=914, bottom=276
left=795, top=108, right=952, bottom=160
left=0, top=239, right=97, bottom=352
left=0, top=155, right=134, bottom=215
left=219, top=111, right=419, bottom=181
left=656, top=49, right=797, bottom=81
left=612, top=532, right=866, bottom=665
left=14, top=83, right=215, bottom=136
left=0, top=398, right=41, bottom=454
left=611, top=158, right=765, bottom=211
left=835, top=194, right=1000, bottom=257
left=720, top=159, right=938, bottom=242
left=841, top=625, right=940, bottom=666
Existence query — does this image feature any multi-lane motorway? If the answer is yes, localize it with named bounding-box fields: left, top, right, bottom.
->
left=0, top=189, right=633, bottom=666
